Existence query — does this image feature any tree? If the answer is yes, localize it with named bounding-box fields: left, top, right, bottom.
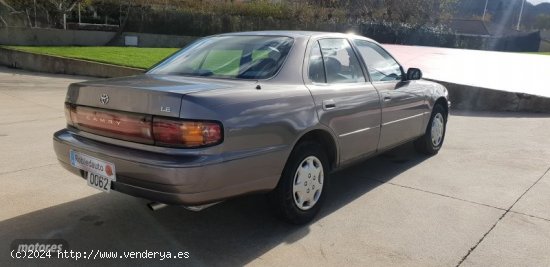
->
left=305, top=0, right=457, bottom=26
left=379, top=0, right=458, bottom=26
left=1, top=0, right=34, bottom=27
left=47, top=0, right=84, bottom=29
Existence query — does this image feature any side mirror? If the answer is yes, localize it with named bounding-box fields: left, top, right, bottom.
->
left=406, top=68, right=422, bottom=80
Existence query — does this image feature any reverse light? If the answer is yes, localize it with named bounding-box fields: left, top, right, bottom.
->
left=153, top=118, right=223, bottom=148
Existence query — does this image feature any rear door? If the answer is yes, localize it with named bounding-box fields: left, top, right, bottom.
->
left=304, top=38, right=382, bottom=165
left=352, top=40, right=427, bottom=150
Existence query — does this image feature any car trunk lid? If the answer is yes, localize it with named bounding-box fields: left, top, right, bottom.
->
left=66, top=74, right=240, bottom=118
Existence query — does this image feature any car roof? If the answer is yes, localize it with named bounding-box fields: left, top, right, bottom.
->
left=214, top=30, right=377, bottom=43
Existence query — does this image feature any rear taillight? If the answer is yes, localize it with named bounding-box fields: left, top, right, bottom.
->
left=153, top=118, right=222, bottom=148
left=64, top=103, right=223, bottom=148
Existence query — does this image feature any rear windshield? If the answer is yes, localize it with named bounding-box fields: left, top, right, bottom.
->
left=148, top=36, right=294, bottom=80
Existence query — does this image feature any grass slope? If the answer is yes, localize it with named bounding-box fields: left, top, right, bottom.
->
left=4, top=46, right=179, bottom=69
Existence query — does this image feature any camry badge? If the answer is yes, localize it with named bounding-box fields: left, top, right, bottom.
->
left=99, top=93, right=109, bottom=105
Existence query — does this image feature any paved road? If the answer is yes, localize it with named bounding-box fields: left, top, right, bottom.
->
left=1, top=67, right=550, bottom=266
left=385, top=45, right=550, bottom=98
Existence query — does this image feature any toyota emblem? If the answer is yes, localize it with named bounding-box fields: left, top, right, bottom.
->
left=99, top=93, right=109, bottom=105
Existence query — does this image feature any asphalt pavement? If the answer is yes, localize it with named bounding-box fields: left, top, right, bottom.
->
left=1, top=66, right=550, bottom=266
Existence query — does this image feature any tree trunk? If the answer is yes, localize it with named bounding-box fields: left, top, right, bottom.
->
left=0, top=16, right=8, bottom=27
left=25, top=9, right=33, bottom=27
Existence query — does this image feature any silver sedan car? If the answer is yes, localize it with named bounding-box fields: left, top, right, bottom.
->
left=53, top=31, right=449, bottom=224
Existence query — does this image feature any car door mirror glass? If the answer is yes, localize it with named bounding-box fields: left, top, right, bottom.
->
left=406, top=68, right=422, bottom=80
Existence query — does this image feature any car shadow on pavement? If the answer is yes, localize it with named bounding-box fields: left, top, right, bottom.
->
left=0, top=143, right=428, bottom=266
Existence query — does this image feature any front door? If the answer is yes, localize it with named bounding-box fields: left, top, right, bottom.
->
left=352, top=40, right=427, bottom=150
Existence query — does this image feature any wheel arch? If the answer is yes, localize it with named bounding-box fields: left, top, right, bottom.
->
left=292, top=129, right=338, bottom=171
left=434, top=97, right=449, bottom=119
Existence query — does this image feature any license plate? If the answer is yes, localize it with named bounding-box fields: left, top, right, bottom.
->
left=87, top=172, right=112, bottom=192
left=69, top=150, right=116, bottom=192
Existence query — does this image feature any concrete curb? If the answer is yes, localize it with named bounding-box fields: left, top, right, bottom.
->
left=425, top=79, right=550, bottom=113
left=0, top=47, right=144, bottom=78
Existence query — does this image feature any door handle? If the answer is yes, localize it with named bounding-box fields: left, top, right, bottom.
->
left=383, top=96, right=392, bottom=102
left=323, top=99, right=336, bottom=110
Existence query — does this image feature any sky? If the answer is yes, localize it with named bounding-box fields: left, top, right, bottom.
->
left=528, top=0, right=550, bottom=5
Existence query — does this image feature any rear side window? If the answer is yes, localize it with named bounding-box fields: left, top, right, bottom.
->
left=353, top=40, right=403, bottom=82
left=318, top=39, right=365, bottom=84
left=308, top=41, right=326, bottom=83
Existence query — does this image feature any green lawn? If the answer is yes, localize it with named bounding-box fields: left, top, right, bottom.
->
left=3, top=46, right=179, bottom=69
left=529, top=52, right=550, bottom=56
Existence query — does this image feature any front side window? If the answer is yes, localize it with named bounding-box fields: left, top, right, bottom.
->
left=353, top=40, right=403, bottom=82
left=318, top=39, right=365, bottom=84
left=149, top=36, right=293, bottom=80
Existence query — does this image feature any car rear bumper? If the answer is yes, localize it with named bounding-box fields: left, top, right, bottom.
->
left=53, top=129, right=288, bottom=205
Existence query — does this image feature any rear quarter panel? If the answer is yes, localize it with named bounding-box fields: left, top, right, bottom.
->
left=181, top=83, right=320, bottom=187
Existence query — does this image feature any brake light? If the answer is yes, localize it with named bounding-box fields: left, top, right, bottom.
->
left=153, top=118, right=222, bottom=148
left=64, top=104, right=223, bottom=148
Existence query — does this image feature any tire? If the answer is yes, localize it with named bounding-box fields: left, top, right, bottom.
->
left=269, top=141, right=330, bottom=225
left=415, top=104, right=447, bottom=155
